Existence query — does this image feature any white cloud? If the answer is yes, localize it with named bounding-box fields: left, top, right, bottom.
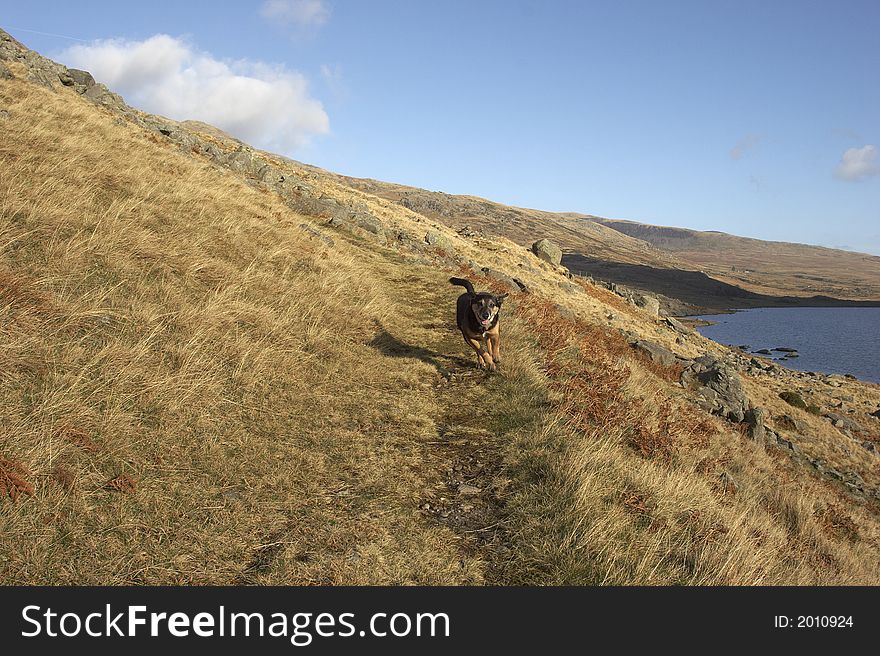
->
left=260, top=0, right=331, bottom=30
left=834, top=145, right=880, bottom=182
left=58, top=34, right=329, bottom=153
left=730, top=133, right=762, bottom=160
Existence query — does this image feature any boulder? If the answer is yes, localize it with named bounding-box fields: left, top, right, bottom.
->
left=512, top=278, right=530, bottom=293
left=743, top=407, right=767, bottom=443
left=632, top=340, right=676, bottom=367
left=0, top=62, right=13, bottom=80
left=481, top=268, right=518, bottom=292
left=774, top=414, right=809, bottom=434
left=225, top=149, right=261, bottom=175
left=681, top=355, right=750, bottom=422
left=778, top=390, right=807, bottom=410
left=425, top=230, right=453, bottom=251
left=68, top=68, right=95, bottom=88
left=531, top=239, right=562, bottom=265
left=635, top=294, right=660, bottom=316
left=664, top=316, right=692, bottom=335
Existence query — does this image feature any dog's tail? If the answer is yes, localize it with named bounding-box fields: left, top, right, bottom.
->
left=449, top=277, right=475, bottom=295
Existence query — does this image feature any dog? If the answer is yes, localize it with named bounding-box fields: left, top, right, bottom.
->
left=449, top=277, right=508, bottom=371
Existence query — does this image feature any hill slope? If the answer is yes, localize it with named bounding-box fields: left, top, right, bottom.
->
left=330, top=176, right=880, bottom=304
left=2, top=28, right=880, bottom=584
left=596, top=219, right=880, bottom=301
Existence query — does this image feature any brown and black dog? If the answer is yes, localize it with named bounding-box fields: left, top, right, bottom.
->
left=449, top=277, right=508, bottom=372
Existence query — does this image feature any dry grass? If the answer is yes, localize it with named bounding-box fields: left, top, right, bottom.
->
left=0, top=78, right=479, bottom=584
left=492, top=296, right=880, bottom=584
left=2, top=71, right=880, bottom=586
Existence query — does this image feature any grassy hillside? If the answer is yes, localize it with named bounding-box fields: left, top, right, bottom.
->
left=2, top=35, right=880, bottom=584
left=331, top=176, right=880, bottom=303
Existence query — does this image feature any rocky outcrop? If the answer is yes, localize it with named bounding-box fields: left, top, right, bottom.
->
left=531, top=239, right=562, bottom=266
left=631, top=340, right=676, bottom=366
left=681, top=355, right=750, bottom=422
left=425, top=230, right=453, bottom=252
left=634, top=294, right=660, bottom=316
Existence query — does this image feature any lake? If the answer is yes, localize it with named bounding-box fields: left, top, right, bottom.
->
left=692, top=307, right=880, bottom=384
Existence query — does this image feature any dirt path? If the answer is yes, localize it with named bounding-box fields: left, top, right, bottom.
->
left=375, top=269, right=515, bottom=579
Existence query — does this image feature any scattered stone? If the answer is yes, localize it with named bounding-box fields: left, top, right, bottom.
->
left=775, top=436, right=802, bottom=456
left=755, top=349, right=772, bottom=355
left=0, top=62, right=13, bottom=80
left=458, top=484, right=482, bottom=496
left=862, top=441, right=877, bottom=455
left=531, top=238, right=562, bottom=265
left=823, top=412, right=862, bottom=433
left=773, top=347, right=798, bottom=353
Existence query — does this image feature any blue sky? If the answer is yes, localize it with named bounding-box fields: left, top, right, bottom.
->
left=3, top=1, right=879, bottom=253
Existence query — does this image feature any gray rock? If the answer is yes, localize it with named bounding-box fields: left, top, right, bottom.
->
left=512, top=278, right=530, bottom=293
left=68, top=68, right=95, bottom=88
left=774, top=414, right=809, bottom=434
left=225, top=149, right=261, bottom=175
left=425, top=230, right=453, bottom=251
left=481, top=268, right=518, bottom=292
left=823, top=412, right=862, bottom=433
left=743, top=407, right=767, bottom=443
left=83, top=82, right=125, bottom=108
left=775, top=436, right=802, bottom=456
left=0, top=62, right=13, bottom=80
left=665, top=316, right=692, bottom=335
left=862, top=440, right=877, bottom=455
left=635, top=294, right=660, bottom=316
left=681, top=355, right=750, bottom=423
left=632, top=340, right=676, bottom=367
left=258, top=165, right=286, bottom=185
left=531, top=238, right=562, bottom=265
left=458, top=484, right=482, bottom=496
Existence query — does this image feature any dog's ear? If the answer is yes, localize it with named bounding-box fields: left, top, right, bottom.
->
left=495, top=292, right=509, bottom=305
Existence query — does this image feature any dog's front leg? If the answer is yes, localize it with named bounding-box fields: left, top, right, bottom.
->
left=464, top=335, right=494, bottom=371
left=488, top=329, right=501, bottom=365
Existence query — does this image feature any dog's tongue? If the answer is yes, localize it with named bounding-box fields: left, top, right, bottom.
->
left=481, top=319, right=491, bottom=327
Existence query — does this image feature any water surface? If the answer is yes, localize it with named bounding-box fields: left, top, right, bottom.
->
left=693, top=307, right=880, bottom=384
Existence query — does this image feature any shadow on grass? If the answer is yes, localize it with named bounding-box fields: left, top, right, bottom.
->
left=368, top=326, right=473, bottom=373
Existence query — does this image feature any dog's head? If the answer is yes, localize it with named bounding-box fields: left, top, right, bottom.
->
left=471, top=292, right=509, bottom=329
